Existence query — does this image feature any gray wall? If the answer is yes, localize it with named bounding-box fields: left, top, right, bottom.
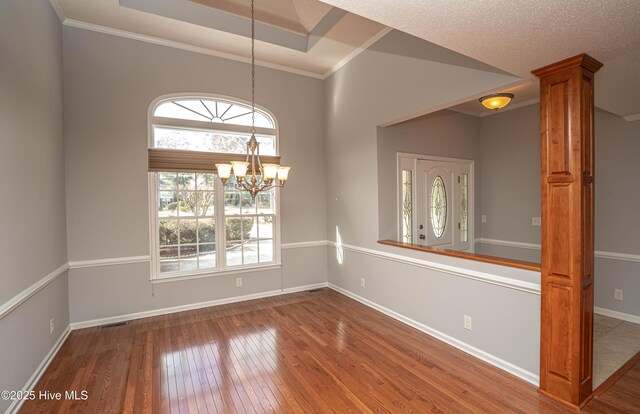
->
left=377, top=110, right=481, bottom=240
left=0, top=1, right=69, bottom=412
left=593, top=109, right=640, bottom=316
left=325, top=30, right=542, bottom=377
left=478, top=105, right=640, bottom=317
left=479, top=104, right=541, bottom=245
left=63, top=27, right=328, bottom=323
left=325, top=30, right=520, bottom=249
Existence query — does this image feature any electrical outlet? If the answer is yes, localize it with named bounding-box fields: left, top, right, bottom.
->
left=614, top=289, right=623, bottom=301
left=49, top=318, right=55, bottom=335
left=532, top=217, right=541, bottom=226
left=464, top=315, right=472, bottom=330
left=360, top=278, right=365, bottom=288
left=236, top=277, right=243, bottom=288
left=481, top=215, right=487, bottom=223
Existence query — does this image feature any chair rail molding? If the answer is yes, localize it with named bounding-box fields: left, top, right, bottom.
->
left=328, top=241, right=541, bottom=294
left=0, top=263, right=69, bottom=320
left=476, top=238, right=640, bottom=263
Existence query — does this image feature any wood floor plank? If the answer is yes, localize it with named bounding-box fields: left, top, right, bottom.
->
left=19, top=289, right=640, bottom=413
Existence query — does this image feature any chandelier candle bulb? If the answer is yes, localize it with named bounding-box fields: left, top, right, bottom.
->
left=277, top=166, right=290, bottom=181
left=231, top=161, right=249, bottom=178
left=263, top=164, right=279, bottom=180
left=215, top=163, right=232, bottom=180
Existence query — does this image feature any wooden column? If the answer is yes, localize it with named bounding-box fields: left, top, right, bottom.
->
left=532, top=54, right=602, bottom=408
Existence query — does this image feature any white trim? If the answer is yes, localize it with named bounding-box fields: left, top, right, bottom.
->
left=281, top=240, right=328, bottom=249
left=327, top=283, right=539, bottom=386
left=323, top=27, right=392, bottom=79
left=71, top=289, right=282, bottom=329
left=476, top=238, right=541, bottom=251
left=60, top=241, right=326, bottom=272
left=595, top=250, right=640, bottom=263
left=594, top=307, right=640, bottom=325
left=623, top=113, right=640, bottom=122
left=152, top=116, right=276, bottom=137
left=148, top=93, right=280, bottom=141
left=68, top=256, right=151, bottom=269
left=70, top=283, right=328, bottom=330
left=329, top=241, right=541, bottom=294
left=150, top=264, right=282, bottom=284
left=477, top=237, right=640, bottom=263
left=397, top=153, right=475, bottom=251
left=48, top=0, right=66, bottom=23
left=147, top=93, right=283, bottom=282
left=6, top=326, right=71, bottom=414
left=282, top=282, right=329, bottom=294
left=63, top=19, right=325, bottom=80
left=0, top=264, right=69, bottom=320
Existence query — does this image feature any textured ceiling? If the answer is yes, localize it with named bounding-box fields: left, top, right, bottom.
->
left=187, top=0, right=333, bottom=34
left=318, top=0, right=640, bottom=118
left=448, top=82, right=539, bottom=118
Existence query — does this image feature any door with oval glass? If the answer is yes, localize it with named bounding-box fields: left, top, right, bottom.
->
left=416, top=159, right=471, bottom=250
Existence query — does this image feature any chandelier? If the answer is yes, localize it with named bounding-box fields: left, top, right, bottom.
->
left=215, top=0, right=290, bottom=199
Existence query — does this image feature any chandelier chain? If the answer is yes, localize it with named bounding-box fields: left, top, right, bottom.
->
left=215, top=0, right=289, bottom=199
left=251, top=0, right=255, bottom=134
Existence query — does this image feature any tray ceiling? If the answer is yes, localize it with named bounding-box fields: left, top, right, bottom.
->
left=54, top=0, right=388, bottom=78
left=187, top=0, right=333, bottom=35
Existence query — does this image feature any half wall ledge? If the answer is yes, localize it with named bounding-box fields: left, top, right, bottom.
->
left=377, top=239, right=542, bottom=272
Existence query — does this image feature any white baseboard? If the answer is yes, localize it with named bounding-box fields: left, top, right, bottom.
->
left=71, top=282, right=329, bottom=329
left=7, top=326, right=72, bottom=414
left=327, top=283, right=540, bottom=386
left=595, top=307, right=640, bottom=325
left=282, top=282, right=329, bottom=294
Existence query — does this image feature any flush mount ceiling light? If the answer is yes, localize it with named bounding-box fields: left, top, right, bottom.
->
left=215, top=0, right=290, bottom=199
left=479, top=93, right=514, bottom=110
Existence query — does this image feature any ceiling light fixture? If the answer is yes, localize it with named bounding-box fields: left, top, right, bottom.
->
left=215, top=0, right=290, bottom=199
left=479, top=93, right=514, bottom=110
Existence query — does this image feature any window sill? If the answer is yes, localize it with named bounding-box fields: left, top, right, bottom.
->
left=150, top=263, right=282, bottom=284
left=378, top=240, right=541, bottom=272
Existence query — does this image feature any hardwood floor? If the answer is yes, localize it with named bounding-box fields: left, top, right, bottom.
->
left=20, top=289, right=638, bottom=413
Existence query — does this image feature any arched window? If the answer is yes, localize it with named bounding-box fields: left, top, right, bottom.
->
left=148, top=95, right=281, bottom=280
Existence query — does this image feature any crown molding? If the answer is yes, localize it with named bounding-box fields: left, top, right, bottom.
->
left=48, top=0, right=66, bottom=22
left=120, top=0, right=309, bottom=52
left=63, top=19, right=394, bottom=82
left=63, top=19, right=326, bottom=80
left=323, top=27, right=392, bottom=79
left=532, top=53, right=603, bottom=77
left=623, top=113, right=640, bottom=122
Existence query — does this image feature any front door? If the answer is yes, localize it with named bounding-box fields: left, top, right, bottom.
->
left=416, top=159, right=471, bottom=250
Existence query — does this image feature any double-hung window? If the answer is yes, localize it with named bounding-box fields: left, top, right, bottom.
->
left=148, top=95, right=281, bottom=280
